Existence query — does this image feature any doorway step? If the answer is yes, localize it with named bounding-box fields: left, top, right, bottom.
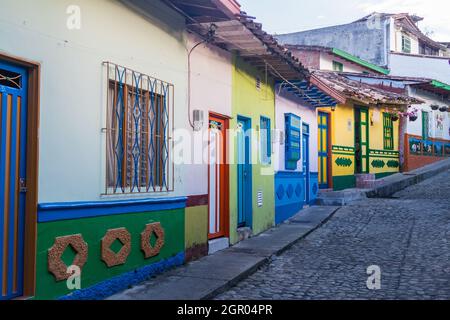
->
left=208, top=238, right=229, bottom=255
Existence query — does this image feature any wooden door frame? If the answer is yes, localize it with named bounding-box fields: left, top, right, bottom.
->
left=302, top=123, right=310, bottom=203
left=318, top=110, right=333, bottom=189
left=354, top=106, right=370, bottom=174
left=236, top=115, right=252, bottom=228
left=0, top=52, right=40, bottom=298
left=207, top=112, right=230, bottom=240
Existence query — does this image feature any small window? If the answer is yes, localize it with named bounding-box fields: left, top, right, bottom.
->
left=402, top=34, right=411, bottom=53
left=0, top=68, right=22, bottom=89
left=104, top=62, right=174, bottom=194
left=332, top=61, right=344, bottom=72
left=260, top=116, right=271, bottom=165
left=383, top=113, right=394, bottom=150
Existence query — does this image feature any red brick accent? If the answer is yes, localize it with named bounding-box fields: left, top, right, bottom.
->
left=406, top=155, right=445, bottom=172
left=186, top=194, right=208, bottom=207
left=185, top=243, right=208, bottom=263
left=404, top=134, right=449, bottom=172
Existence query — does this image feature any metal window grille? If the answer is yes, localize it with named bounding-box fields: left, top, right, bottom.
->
left=104, top=62, right=174, bottom=194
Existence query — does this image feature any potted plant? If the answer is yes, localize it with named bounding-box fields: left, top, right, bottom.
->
left=439, top=106, right=448, bottom=112
left=401, top=106, right=419, bottom=122
left=430, top=104, right=439, bottom=111
left=391, top=113, right=399, bottom=121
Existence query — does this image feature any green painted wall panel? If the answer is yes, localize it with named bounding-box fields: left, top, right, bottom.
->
left=333, top=175, right=356, bottom=191
left=35, top=209, right=184, bottom=300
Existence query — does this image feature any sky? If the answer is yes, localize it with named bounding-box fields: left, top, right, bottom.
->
left=238, top=0, right=450, bottom=42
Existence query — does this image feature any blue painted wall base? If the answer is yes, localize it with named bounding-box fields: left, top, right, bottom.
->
left=275, top=171, right=319, bottom=224
left=59, top=252, right=185, bottom=300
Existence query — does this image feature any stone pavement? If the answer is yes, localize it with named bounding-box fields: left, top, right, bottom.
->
left=107, top=206, right=340, bottom=300
left=216, top=169, right=450, bottom=300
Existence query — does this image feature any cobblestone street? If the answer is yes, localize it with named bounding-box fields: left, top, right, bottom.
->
left=217, top=170, right=450, bottom=300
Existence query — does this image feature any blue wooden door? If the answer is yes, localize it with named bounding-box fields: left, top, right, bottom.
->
left=0, top=61, right=28, bottom=300
left=302, top=123, right=310, bottom=204
left=237, top=117, right=252, bottom=228
left=318, top=112, right=330, bottom=189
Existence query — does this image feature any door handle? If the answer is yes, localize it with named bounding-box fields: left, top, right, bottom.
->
left=19, top=178, right=28, bottom=193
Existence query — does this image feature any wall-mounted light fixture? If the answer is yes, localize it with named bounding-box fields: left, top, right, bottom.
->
left=331, top=105, right=336, bottom=112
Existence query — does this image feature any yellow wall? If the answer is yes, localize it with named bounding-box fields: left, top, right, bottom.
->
left=185, top=205, right=208, bottom=250
left=230, top=55, right=275, bottom=244
left=319, top=103, right=401, bottom=190
left=367, top=107, right=400, bottom=177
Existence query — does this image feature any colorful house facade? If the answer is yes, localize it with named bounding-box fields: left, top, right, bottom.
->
left=0, top=0, right=194, bottom=300
left=310, top=71, right=420, bottom=190
left=0, top=0, right=310, bottom=300
left=344, top=73, right=450, bottom=171
left=273, top=80, right=339, bottom=223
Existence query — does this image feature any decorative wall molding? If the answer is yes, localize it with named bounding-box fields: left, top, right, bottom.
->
left=48, top=234, right=88, bottom=281
left=141, top=223, right=165, bottom=259
left=101, top=228, right=132, bottom=268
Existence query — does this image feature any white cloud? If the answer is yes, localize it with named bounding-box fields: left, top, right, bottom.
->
left=358, top=0, right=450, bottom=41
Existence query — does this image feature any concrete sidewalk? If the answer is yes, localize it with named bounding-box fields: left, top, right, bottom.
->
left=107, top=206, right=340, bottom=300
left=317, top=158, right=450, bottom=206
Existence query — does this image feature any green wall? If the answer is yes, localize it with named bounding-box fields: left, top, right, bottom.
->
left=36, top=209, right=184, bottom=300
left=230, top=55, right=276, bottom=244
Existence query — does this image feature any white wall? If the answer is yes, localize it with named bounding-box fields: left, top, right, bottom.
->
left=320, top=53, right=370, bottom=74
left=407, top=87, right=450, bottom=141
left=389, top=53, right=450, bottom=84
left=274, top=90, right=319, bottom=173
left=0, top=0, right=189, bottom=202
left=183, top=33, right=233, bottom=196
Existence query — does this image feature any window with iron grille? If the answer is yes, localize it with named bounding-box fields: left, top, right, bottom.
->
left=104, top=62, right=174, bottom=194
left=383, top=113, right=394, bottom=150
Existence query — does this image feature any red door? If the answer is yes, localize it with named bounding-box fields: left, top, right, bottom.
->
left=208, top=114, right=229, bottom=240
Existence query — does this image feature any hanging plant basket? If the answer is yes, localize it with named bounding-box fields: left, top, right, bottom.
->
left=430, top=104, right=439, bottom=111
left=391, top=114, right=399, bottom=121
left=439, top=106, right=448, bottom=112
left=409, top=115, right=418, bottom=122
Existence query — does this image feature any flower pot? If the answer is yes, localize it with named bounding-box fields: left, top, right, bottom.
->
left=409, top=115, right=418, bottom=122
left=439, top=106, right=448, bottom=112
left=391, top=115, right=399, bottom=121
left=430, top=105, right=439, bottom=111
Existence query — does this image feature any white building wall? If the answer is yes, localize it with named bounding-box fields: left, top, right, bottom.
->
left=184, top=33, right=233, bottom=197
left=0, top=0, right=189, bottom=202
left=274, top=91, right=319, bottom=173
left=389, top=53, right=450, bottom=84
left=407, top=87, right=450, bottom=141
left=320, top=53, right=370, bottom=74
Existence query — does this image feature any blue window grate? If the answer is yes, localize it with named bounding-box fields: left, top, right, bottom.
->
left=104, top=62, right=174, bottom=194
